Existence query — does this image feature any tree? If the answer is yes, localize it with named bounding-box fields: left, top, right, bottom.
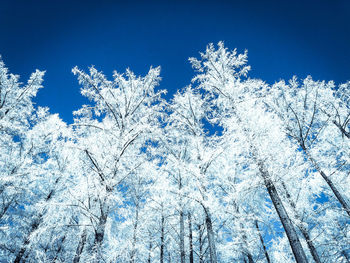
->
left=69, top=65, right=165, bottom=262
left=161, top=85, right=226, bottom=263
left=189, top=42, right=309, bottom=263
left=270, top=76, right=350, bottom=217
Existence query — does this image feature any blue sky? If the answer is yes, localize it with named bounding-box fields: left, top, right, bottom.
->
left=1, top=0, right=349, bottom=123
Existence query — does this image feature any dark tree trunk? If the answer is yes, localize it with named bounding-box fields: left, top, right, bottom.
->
left=243, top=242, right=254, bottom=263
left=13, top=180, right=60, bottom=263
left=94, top=216, right=107, bottom=246
left=180, top=210, right=185, bottom=263
left=13, top=215, right=42, bottom=263
left=203, top=207, right=218, bottom=263
left=52, top=235, right=66, bottom=262
left=93, top=213, right=108, bottom=262
left=262, top=173, right=308, bottom=263
left=247, top=253, right=254, bottom=263
left=148, top=241, right=152, bottom=263
left=188, top=213, right=194, bottom=263
left=302, top=146, right=350, bottom=217
left=281, top=182, right=321, bottom=263
left=160, top=214, right=164, bottom=263
left=319, top=169, right=350, bottom=217
left=198, top=224, right=204, bottom=263
left=333, top=120, right=350, bottom=139
left=231, top=106, right=308, bottom=263
left=73, top=228, right=87, bottom=263
left=255, top=220, right=271, bottom=263
left=342, top=250, right=350, bottom=262
left=130, top=204, right=139, bottom=263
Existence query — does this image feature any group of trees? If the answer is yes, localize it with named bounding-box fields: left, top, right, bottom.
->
left=0, top=43, right=349, bottom=262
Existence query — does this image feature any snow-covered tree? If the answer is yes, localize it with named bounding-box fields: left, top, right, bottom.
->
left=189, top=42, right=309, bottom=262
left=68, top=66, right=165, bottom=262
left=1, top=42, right=349, bottom=262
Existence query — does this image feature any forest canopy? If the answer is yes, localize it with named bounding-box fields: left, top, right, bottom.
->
left=0, top=42, right=349, bottom=263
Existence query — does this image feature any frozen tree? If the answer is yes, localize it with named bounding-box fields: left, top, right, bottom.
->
left=0, top=59, right=44, bottom=234
left=160, top=85, right=228, bottom=263
left=268, top=76, right=350, bottom=262
left=0, top=58, right=74, bottom=263
left=69, top=65, right=165, bottom=262
left=12, top=110, right=72, bottom=263
left=0, top=59, right=44, bottom=259
left=270, top=76, right=350, bottom=218
left=189, top=42, right=309, bottom=263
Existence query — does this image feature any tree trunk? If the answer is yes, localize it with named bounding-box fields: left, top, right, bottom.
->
left=13, top=181, right=59, bottom=263
left=234, top=204, right=254, bottom=263
left=160, top=214, right=164, bottom=263
left=198, top=224, right=204, bottom=263
left=180, top=210, right=185, bottom=263
left=203, top=207, right=218, bottom=263
left=302, top=147, right=350, bottom=217
left=94, top=216, right=107, bottom=245
left=242, top=232, right=254, bottom=263
left=246, top=253, right=254, bottom=263
left=130, top=204, right=139, bottom=263
left=255, top=220, right=271, bottom=263
left=93, top=213, right=108, bottom=262
left=73, top=228, right=87, bottom=263
left=188, top=213, right=194, bottom=263
left=281, top=182, right=321, bottom=263
left=148, top=241, right=152, bottom=263
left=231, top=106, right=308, bottom=263
left=342, top=250, right=350, bottom=262
left=333, top=120, right=350, bottom=139
left=13, top=215, right=42, bottom=263
left=262, top=172, right=308, bottom=263
left=52, top=235, right=66, bottom=262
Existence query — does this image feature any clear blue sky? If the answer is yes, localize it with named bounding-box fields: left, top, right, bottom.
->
left=1, top=0, right=349, bottom=123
